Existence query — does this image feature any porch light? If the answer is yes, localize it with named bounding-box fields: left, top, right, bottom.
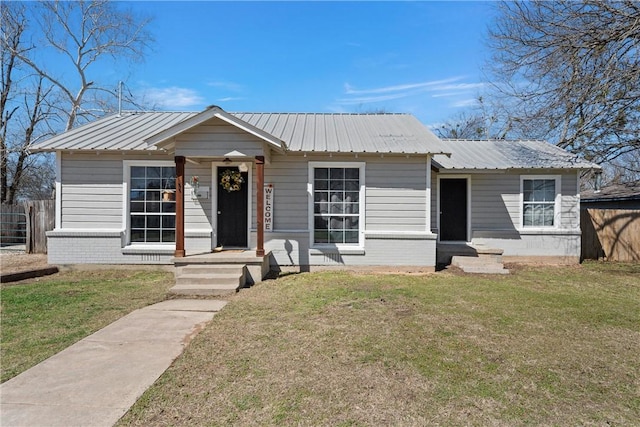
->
left=238, top=162, right=249, bottom=172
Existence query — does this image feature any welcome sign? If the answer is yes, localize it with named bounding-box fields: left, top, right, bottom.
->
left=264, top=184, right=274, bottom=232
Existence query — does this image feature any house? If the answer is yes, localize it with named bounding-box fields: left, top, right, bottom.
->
left=30, top=106, right=600, bottom=280
left=581, top=181, right=640, bottom=210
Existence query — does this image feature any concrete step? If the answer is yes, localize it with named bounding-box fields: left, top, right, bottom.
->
left=171, top=263, right=247, bottom=296
left=175, top=273, right=242, bottom=286
left=169, top=283, right=239, bottom=296
left=176, top=265, right=244, bottom=275
left=451, top=256, right=502, bottom=267
left=460, top=265, right=510, bottom=275
left=450, top=255, right=509, bottom=275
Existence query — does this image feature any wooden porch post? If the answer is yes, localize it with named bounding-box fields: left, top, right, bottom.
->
left=255, top=156, right=265, bottom=256
left=175, top=156, right=186, bottom=258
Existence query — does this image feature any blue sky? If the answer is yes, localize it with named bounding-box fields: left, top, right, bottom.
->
left=119, top=1, right=495, bottom=126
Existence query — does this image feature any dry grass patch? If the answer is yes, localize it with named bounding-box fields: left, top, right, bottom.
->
left=120, top=262, right=640, bottom=426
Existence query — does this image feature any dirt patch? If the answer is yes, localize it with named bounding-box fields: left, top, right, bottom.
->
left=0, top=253, right=50, bottom=275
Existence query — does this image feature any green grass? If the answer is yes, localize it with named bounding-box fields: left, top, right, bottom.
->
left=119, top=261, right=640, bottom=426
left=1, top=269, right=173, bottom=383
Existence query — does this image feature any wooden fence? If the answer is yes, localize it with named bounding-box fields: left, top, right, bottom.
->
left=581, top=208, right=640, bottom=262
left=0, top=200, right=55, bottom=254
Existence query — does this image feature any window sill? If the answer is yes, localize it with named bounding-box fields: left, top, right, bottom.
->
left=310, top=247, right=365, bottom=256
left=122, top=245, right=176, bottom=255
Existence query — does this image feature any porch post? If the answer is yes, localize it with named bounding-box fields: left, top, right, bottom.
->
left=255, top=155, right=265, bottom=257
left=175, top=156, right=186, bottom=258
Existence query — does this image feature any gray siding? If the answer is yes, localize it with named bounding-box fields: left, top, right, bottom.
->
left=561, top=172, right=579, bottom=229
left=61, top=153, right=125, bottom=229
left=470, top=173, right=519, bottom=231
left=184, top=162, right=213, bottom=233
left=263, top=154, right=308, bottom=230
left=61, top=152, right=195, bottom=230
left=263, top=153, right=431, bottom=233
left=175, top=118, right=266, bottom=158
left=61, top=155, right=213, bottom=234
left=261, top=154, right=435, bottom=268
left=366, top=157, right=429, bottom=232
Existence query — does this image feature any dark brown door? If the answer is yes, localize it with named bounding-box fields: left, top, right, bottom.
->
left=217, top=167, right=248, bottom=248
left=440, top=178, right=467, bottom=241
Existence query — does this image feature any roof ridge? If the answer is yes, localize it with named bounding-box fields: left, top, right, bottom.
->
left=231, top=112, right=411, bottom=116
left=118, top=110, right=201, bottom=114
left=441, top=138, right=549, bottom=143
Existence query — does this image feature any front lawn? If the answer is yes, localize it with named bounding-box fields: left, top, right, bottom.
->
left=119, top=262, right=640, bottom=426
left=0, top=269, right=173, bottom=383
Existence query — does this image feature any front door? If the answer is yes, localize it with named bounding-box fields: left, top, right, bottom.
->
left=216, top=166, right=248, bottom=248
left=440, top=178, right=468, bottom=241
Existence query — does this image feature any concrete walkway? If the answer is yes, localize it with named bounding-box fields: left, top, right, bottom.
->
left=0, top=299, right=227, bottom=427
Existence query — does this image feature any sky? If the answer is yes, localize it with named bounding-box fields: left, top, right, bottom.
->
left=81, top=1, right=497, bottom=127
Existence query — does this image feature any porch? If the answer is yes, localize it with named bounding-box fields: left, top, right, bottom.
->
left=169, top=250, right=272, bottom=296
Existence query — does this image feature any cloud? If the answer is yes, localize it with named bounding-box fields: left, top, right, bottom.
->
left=142, top=86, right=204, bottom=109
left=216, top=97, right=245, bottom=102
left=338, top=77, right=484, bottom=107
left=344, top=77, right=463, bottom=96
left=451, top=98, right=481, bottom=108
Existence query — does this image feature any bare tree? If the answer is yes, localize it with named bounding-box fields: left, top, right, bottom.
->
left=18, top=0, right=153, bottom=131
left=1, top=4, right=54, bottom=203
left=1, top=1, right=152, bottom=203
left=487, top=1, right=640, bottom=172
left=0, top=3, right=23, bottom=202
left=435, top=111, right=488, bottom=140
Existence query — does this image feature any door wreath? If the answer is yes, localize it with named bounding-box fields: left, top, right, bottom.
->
left=220, top=169, right=244, bottom=192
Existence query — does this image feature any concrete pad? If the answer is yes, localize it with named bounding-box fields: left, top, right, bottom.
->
left=0, top=299, right=227, bottom=427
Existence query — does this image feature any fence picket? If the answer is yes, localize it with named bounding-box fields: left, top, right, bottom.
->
left=581, top=208, right=640, bottom=262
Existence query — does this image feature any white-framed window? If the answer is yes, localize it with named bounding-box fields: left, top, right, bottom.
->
left=520, top=175, right=561, bottom=228
left=309, top=162, right=365, bottom=248
left=124, top=161, right=176, bottom=244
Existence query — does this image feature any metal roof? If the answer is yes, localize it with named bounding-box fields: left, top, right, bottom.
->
left=232, top=112, right=447, bottom=154
left=30, top=112, right=197, bottom=151
left=29, top=110, right=449, bottom=155
left=433, top=139, right=600, bottom=170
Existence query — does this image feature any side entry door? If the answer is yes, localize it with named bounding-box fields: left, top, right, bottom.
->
left=439, top=178, right=468, bottom=241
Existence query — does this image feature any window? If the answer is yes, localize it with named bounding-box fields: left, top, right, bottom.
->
left=129, top=165, right=176, bottom=243
left=521, top=176, right=560, bottom=228
left=311, top=164, right=364, bottom=246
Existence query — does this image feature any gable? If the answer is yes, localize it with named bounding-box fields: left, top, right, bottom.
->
left=169, top=116, right=274, bottom=158
left=145, top=106, right=286, bottom=154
